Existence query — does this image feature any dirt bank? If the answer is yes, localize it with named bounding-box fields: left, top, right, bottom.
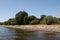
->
left=0, top=25, right=60, bottom=32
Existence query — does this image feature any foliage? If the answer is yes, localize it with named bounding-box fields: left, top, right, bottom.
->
left=40, top=17, right=47, bottom=24
left=15, top=11, right=28, bottom=25
left=7, top=18, right=17, bottom=25
left=3, top=21, right=8, bottom=25
left=23, top=16, right=29, bottom=24
left=57, top=18, right=60, bottom=24
left=2, top=18, right=17, bottom=25
left=46, top=16, right=54, bottom=25
left=0, top=22, right=3, bottom=25
left=40, top=15, right=46, bottom=21
left=23, top=15, right=39, bottom=24
left=0, top=11, right=60, bottom=25
left=28, top=15, right=37, bottom=23
left=53, top=17, right=57, bottom=24
left=40, top=15, right=47, bottom=24
left=30, top=20, right=39, bottom=25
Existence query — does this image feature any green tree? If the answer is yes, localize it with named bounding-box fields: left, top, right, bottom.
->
left=23, top=16, right=29, bottom=24
left=8, top=18, right=17, bottom=25
left=57, top=18, right=60, bottom=24
left=40, top=17, right=47, bottom=24
left=0, top=22, right=3, bottom=25
left=46, top=16, right=54, bottom=25
left=28, top=15, right=38, bottom=24
left=30, top=20, right=39, bottom=25
left=3, top=21, right=9, bottom=25
left=40, top=15, right=46, bottom=21
left=15, top=11, right=28, bottom=25
left=23, top=15, right=38, bottom=24
left=53, top=17, right=57, bottom=24
left=40, top=15, right=47, bottom=24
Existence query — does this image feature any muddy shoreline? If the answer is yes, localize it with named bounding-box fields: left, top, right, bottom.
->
left=0, top=25, right=60, bottom=32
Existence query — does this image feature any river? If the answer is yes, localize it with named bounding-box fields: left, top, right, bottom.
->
left=0, top=26, right=60, bottom=40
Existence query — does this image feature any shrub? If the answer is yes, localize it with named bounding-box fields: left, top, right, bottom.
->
left=30, top=20, right=39, bottom=25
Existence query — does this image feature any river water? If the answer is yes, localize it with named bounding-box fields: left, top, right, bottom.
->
left=0, top=26, right=60, bottom=40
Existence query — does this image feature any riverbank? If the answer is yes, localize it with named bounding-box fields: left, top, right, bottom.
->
left=0, top=25, right=60, bottom=32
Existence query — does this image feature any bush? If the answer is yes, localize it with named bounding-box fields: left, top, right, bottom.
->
left=46, top=16, right=54, bottom=25
left=40, top=17, right=47, bottom=24
left=23, top=16, right=29, bottom=24
left=57, top=18, right=60, bottom=24
left=30, top=20, right=39, bottom=25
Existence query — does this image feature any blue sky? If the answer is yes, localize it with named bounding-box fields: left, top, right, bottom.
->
left=0, top=0, right=60, bottom=22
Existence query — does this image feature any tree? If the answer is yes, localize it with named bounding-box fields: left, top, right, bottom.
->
left=53, top=17, right=57, bottom=24
left=15, top=11, right=28, bottom=25
left=0, top=22, right=3, bottom=25
left=40, top=17, right=47, bottom=24
left=23, top=15, right=38, bottom=24
left=30, top=20, right=39, bottom=25
left=6, top=18, right=17, bottom=25
left=46, top=16, right=54, bottom=25
left=23, top=16, right=29, bottom=24
left=40, top=15, right=46, bottom=21
left=28, top=15, right=38, bottom=24
left=3, top=21, right=9, bottom=25
left=40, top=15, right=47, bottom=24
left=2, top=11, right=59, bottom=25
left=57, top=18, right=60, bottom=24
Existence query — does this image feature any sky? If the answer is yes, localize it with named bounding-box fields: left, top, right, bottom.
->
left=0, top=0, right=60, bottom=22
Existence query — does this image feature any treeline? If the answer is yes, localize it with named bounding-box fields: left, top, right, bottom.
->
left=0, top=11, right=60, bottom=25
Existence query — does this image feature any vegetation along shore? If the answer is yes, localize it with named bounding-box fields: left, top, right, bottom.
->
left=0, top=11, right=60, bottom=32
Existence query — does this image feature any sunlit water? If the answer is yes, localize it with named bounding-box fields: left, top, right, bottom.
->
left=0, top=26, right=60, bottom=40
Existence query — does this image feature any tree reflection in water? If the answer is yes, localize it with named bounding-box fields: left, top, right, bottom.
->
left=13, top=28, right=36, bottom=40
left=44, top=32, right=60, bottom=40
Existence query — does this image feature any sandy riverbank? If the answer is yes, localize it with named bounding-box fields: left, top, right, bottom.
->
left=0, top=25, right=60, bottom=32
